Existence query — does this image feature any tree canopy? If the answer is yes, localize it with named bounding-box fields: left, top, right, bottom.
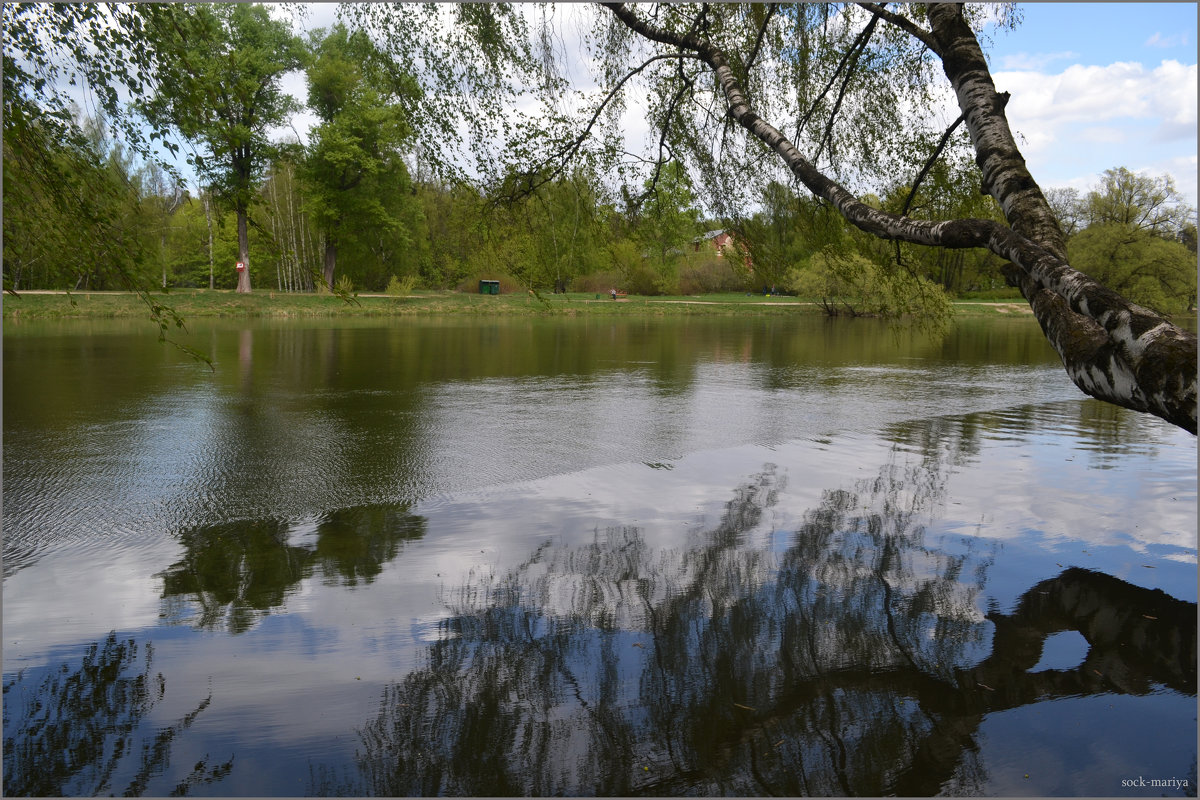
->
left=301, top=23, right=418, bottom=290
left=141, top=4, right=305, bottom=293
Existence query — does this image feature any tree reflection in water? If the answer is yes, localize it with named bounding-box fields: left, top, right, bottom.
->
left=2, top=633, right=232, bottom=797
left=156, top=503, right=426, bottom=633
left=352, top=439, right=1196, bottom=796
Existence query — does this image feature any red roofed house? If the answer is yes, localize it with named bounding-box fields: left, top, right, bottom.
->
left=692, top=229, right=751, bottom=269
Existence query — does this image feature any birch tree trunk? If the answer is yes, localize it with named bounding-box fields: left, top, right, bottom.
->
left=603, top=2, right=1196, bottom=434
left=201, top=190, right=215, bottom=291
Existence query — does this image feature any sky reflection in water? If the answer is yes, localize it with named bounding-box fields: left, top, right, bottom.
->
left=3, top=317, right=1195, bottom=796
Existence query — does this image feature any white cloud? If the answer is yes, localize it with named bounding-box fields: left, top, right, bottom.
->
left=992, top=59, right=1197, bottom=205
left=1079, top=126, right=1126, bottom=144
left=1145, top=31, right=1189, bottom=48
left=995, top=61, right=1197, bottom=128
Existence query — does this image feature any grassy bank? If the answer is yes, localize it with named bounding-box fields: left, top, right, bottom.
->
left=2, top=288, right=1034, bottom=321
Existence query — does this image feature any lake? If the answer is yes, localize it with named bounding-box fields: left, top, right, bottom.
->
left=3, top=313, right=1196, bottom=796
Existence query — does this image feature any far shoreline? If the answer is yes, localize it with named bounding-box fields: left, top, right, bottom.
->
left=1, top=288, right=1045, bottom=321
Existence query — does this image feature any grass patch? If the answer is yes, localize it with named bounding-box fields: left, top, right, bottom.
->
left=2, top=288, right=1034, bottom=321
left=950, top=300, right=1033, bottom=315
left=2, top=288, right=824, bottom=320
left=957, top=287, right=1024, bottom=301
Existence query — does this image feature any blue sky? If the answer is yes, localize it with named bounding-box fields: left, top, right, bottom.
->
left=981, top=3, right=1197, bottom=206
left=986, top=3, right=1195, bottom=68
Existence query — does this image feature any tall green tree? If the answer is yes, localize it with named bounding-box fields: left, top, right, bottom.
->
left=302, top=23, right=420, bottom=291
left=1082, top=167, right=1194, bottom=235
left=260, top=155, right=321, bottom=293
left=142, top=4, right=304, bottom=293
left=159, top=193, right=221, bottom=289
left=633, top=161, right=700, bottom=295
left=418, top=182, right=490, bottom=289
left=2, top=3, right=178, bottom=297
left=1069, top=224, right=1196, bottom=315
left=483, top=167, right=609, bottom=293
left=138, top=161, right=187, bottom=289
left=1049, top=167, right=1198, bottom=314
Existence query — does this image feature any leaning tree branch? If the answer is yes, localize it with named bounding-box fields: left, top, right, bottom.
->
left=856, top=3, right=942, bottom=55
left=601, top=1, right=1197, bottom=433
left=924, top=3, right=1067, bottom=260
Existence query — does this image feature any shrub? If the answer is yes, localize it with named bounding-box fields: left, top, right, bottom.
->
left=678, top=254, right=750, bottom=294
left=385, top=274, right=418, bottom=296
left=787, top=246, right=951, bottom=327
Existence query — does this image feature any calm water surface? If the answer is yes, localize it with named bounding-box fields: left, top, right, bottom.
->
left=3, top=314, right=1196, bottom=796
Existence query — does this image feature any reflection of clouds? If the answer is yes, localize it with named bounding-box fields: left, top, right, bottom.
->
left=414, top=361, right=1085, bottom=507
left=944, top=463, right=1195, bottom=552
left=4, top=394, right=1194, bottom=795
left=348, top=421, right=1195, bottom=796
left=7, top=396, right=1193, bottom=673
left=359, top=424, right=988, bottom=795
left=2, top=539, right=180, bottom=673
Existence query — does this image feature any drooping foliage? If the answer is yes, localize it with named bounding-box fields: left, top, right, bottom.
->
left=3, top=110, right=152, bottom=292
left=412, top=2, right=1193, bottom=432
left=1, top=4, right=211, bottom=354
left=340, top=4, right=546, bottom=188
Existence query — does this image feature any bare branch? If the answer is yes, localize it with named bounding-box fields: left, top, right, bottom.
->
left=900, top=111, right=967, bottom=218
left=795, top=11, right=879, bottom=141
left=645, top=56, right=699, bottom=202
left=856, top=3, right=941, bottom=55
left=744, top=4, right=779, bottom=76
left=496, top=50, right=703, bottom=202
left=815, top=14, right=879, bottom=164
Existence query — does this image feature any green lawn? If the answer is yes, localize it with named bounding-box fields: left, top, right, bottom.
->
left=2, top=287, right=1033, bottom=320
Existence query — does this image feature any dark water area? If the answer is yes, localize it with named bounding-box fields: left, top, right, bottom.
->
left=3, top=314, right=1196, bottom=796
